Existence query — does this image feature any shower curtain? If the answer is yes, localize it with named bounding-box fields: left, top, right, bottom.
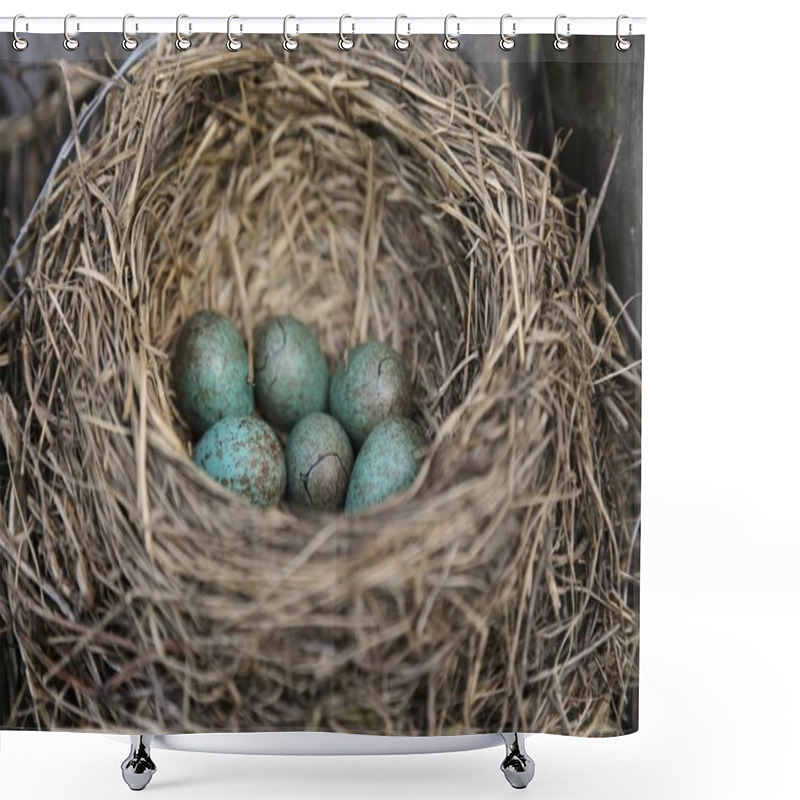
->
left=0, top=25, right=642, bottom=740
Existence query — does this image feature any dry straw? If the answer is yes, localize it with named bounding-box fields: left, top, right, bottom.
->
left=0, top=34, right=640, bottom=735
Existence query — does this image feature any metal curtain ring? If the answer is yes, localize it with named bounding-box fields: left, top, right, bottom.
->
left=339, top=14, right=354, bottom=50
left=122, top=14, right=138, bottom=51
left=12, top=14, right=29, bottom=51
left=63, top=13, right=79, bottom=51
left=443, top=14, right=460, bottom=50
left=175, top=14, right=191, bottom=50
left=554, top=14, right=570, bottom=51
left=283, top=15, right=298, bottom=51
left=499, top=14, right=516, bottom=50
left=616, top=14, right=632, bottom=51
left=394, top=14, right=410, bottom=50
left=227, top=15, right=242, bottom=51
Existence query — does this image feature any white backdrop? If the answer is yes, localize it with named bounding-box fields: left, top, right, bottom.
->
left=3, top=1, right=799, bottom=798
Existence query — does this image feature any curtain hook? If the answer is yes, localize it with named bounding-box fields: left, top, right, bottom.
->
left=175, top=13, right=191, bottom=50
left=616, top=15, right=632, bottom=51
left=12, top=14, right=29, bottom=51
left=554, top=14, right=570, bottom=51
left=339, top=14, right=355, bottom=50
left=283, top=15, right=298, bottom=51
left=63, top=13, right=79, bottom=51
left=227, top=15, right=242, bottom=51
left=394, top=15, right=410, bottom=51
left=499, top=14, right=516, bottom=51
left=443, top=14, right=460, bottom=51
left=122, top=14, right=138, bottom=51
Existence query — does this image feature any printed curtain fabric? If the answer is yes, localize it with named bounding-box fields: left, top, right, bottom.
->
left=0, top=32, right=642, bottom=736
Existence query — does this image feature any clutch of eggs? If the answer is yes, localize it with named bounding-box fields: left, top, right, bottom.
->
left=172, top=310, right=423, bottom=512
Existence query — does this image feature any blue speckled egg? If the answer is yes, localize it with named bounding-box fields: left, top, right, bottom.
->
left=345, top=417, right=424, bottom=512
left=330, top=341, right=411, bottom=447
left=285, top=413, right=354, bottom=511
left=172, top=310, right=253, bottom=437
left=193, top=416, right=285, bottom=508
left=254, top=316, right=330, bottom=432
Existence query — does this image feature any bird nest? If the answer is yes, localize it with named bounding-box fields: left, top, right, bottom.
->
left=0, top=35, right=640, bottom=735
